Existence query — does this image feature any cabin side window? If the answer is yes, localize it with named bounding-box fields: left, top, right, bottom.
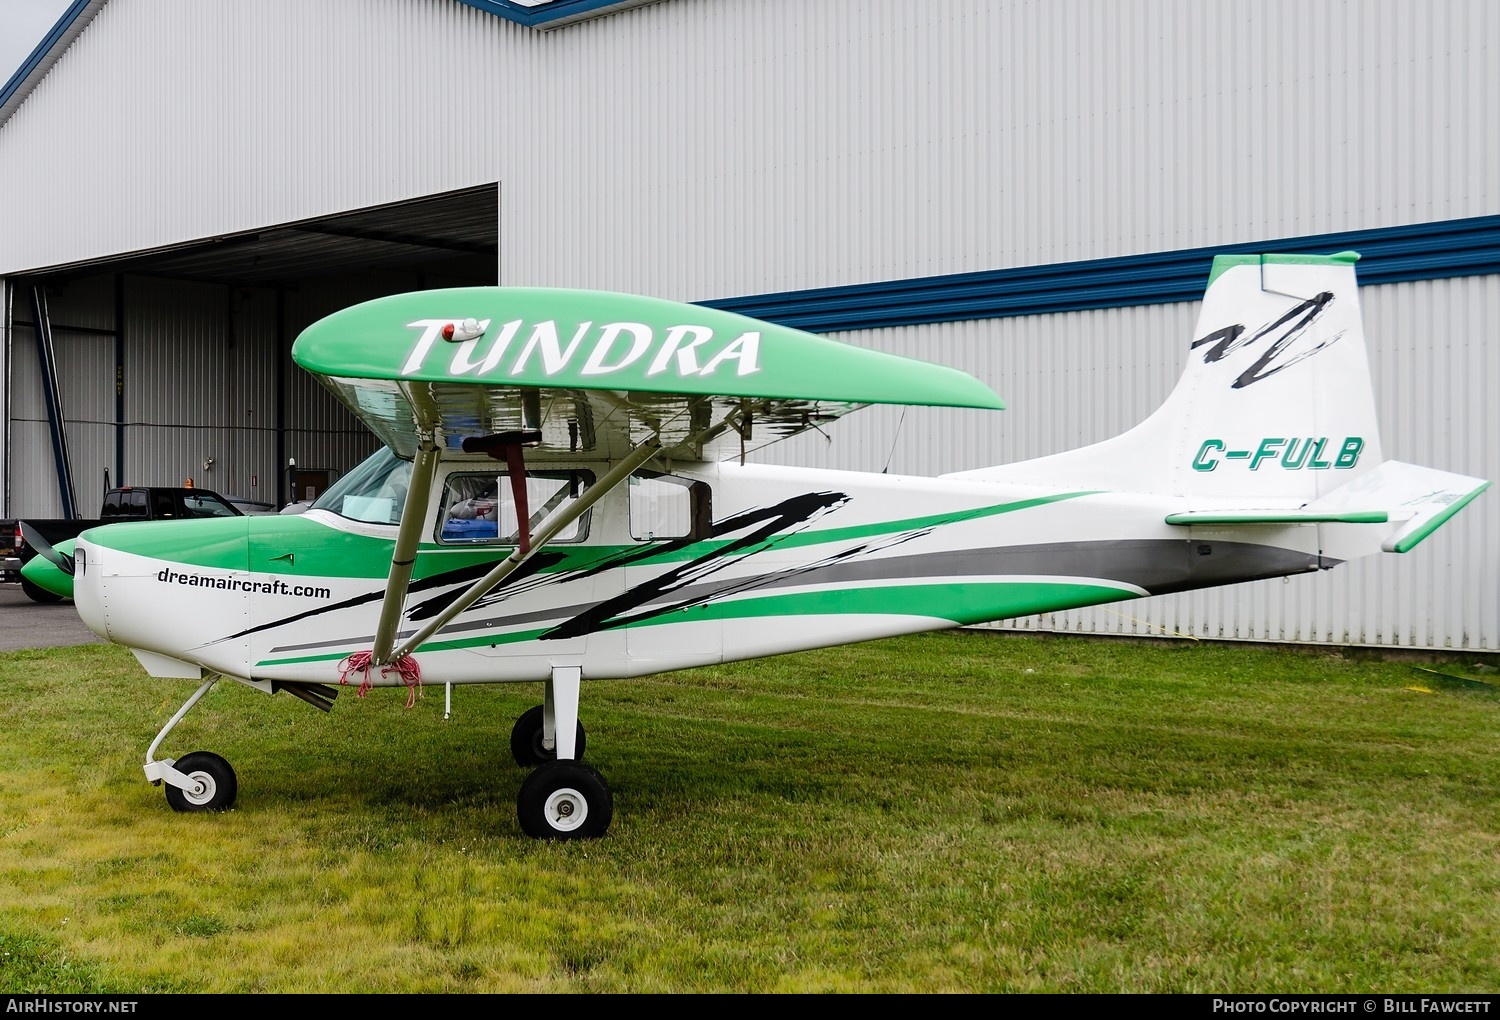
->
left=438, top=470, right=595, bottom=545
left=629, top=471, right=711, bottom=541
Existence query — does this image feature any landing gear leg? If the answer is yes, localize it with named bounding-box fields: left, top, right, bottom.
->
left=510, top=665, right=588, bottom=765
left=509, top=704, right=587, bottom=766
left=513, top=666, right=613, bottom=839
left=546, top=666, right=581, bottom=761
left=144, top=676, right=240, bottom=813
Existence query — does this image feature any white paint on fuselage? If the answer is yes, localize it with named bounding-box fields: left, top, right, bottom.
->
left=71, top=458, right=1319, bottom=690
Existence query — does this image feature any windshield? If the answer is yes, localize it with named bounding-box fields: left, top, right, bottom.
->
left=311, top=448, right=412, bottom=525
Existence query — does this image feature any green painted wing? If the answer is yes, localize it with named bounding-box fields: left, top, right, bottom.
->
left=292, top=288, right=1005, bottom=460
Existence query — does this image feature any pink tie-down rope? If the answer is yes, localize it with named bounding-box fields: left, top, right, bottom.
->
left=337, top=649, right=423, bottom=708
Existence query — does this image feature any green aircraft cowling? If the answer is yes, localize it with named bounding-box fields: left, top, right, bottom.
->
left=292, top=287, right=1007, bottom=410
left=20, top=538, right=76, bottom=600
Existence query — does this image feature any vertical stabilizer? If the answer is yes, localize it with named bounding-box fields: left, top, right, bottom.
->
left=949, top=252, right=1384, bottom=503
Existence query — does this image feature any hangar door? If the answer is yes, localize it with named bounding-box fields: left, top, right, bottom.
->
left=4, top=185, right=499, bottom=518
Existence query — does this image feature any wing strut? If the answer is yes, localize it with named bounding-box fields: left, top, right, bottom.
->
left=370, top=436, right=442, bottom=666
left=386, top=435, right=664, bottom=664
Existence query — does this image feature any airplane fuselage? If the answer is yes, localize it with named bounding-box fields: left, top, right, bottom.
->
left=70, top=457, right=1324, bottom=687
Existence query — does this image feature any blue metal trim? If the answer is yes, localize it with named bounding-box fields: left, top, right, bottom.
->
left=0, top=0, right=93, bottom=114
left=700, top=215, right=1500, bottom=333
left=455, top=0, right=637, bottom=28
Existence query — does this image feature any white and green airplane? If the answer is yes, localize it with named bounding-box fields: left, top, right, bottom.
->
left=21, top=251, right=1490, bottom=840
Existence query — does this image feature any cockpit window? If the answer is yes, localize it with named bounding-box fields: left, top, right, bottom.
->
left=311, top=448, right=412, bottom=525
left=438, top=470, right=594, bottom=544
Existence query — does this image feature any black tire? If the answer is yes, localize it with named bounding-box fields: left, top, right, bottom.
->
left=20, top=575, right=65, bottom=604
left=509, top=704, right=587, bottom=766
left=163, top=751, right=238, bottom=813
left=516, top=760, right=613, bottom=840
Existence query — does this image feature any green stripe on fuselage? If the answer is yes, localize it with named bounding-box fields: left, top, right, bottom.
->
left=598, top=579, right=1136, bottom=628
left=253, top=578, right=1134, bottom=667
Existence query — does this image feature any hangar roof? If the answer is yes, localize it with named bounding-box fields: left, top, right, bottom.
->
left=0, top=0, right=663, bottom=129
left=15, top=185, right=499, bottom=289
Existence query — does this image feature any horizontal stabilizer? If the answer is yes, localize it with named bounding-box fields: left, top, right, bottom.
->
left=1358, top=463, right=1492, bottom=553
left=1166, top=461, right=1489, bottom=554
left=1166, top=509, right=1389, bottom=525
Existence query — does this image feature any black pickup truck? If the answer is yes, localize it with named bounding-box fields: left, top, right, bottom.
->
left=2, top=486, right=244, bottom=603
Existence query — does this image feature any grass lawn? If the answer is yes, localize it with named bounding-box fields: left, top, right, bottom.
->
left=2, top=630, right=1497, bottom=993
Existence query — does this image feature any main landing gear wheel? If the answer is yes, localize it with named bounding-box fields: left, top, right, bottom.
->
left=163, top=751, right=238, bottom=812
left=510, top=704, right=587, bottom=766
left=517, top=761, right=613, bottom=840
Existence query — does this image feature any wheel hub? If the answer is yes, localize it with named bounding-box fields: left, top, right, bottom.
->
left=543, top=788, right=587, bottom=831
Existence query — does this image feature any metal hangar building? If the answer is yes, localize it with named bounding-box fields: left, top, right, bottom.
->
left=1, top=0, right=1495, bottom=652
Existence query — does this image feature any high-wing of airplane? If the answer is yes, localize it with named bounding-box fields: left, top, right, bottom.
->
left=22, top=251, right=1490, bottom=840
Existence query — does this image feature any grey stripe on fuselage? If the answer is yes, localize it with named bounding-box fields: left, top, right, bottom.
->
left=266, top=537, right=1325, bottom=654
left=586, top=537, right=1328, bottom=609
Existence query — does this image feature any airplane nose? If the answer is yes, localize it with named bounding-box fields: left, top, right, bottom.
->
left=18, top=545, right=75, bottom=601
left=71, top=540, right=111, bottom=639
left=68, top=518, right=254, bottom=666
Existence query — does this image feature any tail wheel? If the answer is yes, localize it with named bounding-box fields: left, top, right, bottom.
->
left=517, top=761, right=613, bottom=840
left=509, top=704, right=587, bottom=766
left=163, top=751, right=238, bottom=813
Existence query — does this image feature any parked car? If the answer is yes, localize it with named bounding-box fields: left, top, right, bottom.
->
left=3, top=485, right=244, bottom=602
left=226, top=497, right=279, bottom=515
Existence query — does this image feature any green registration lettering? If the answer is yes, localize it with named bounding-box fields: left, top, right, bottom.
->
left=1250, top=437, right=1285, bottom=470
left=1335, top=437, right=1364, bottom=469
left=1193, top=440, right=1223, bottom=471
left=1308, top=438, right=1332, bottom=469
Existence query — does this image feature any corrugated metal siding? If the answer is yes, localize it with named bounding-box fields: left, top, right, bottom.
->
left=122, top=277, right=271, bottom=496
left=0, top=0, right=1494, bottom=649
left=751, top=301, right=1193, bottom=478
left=755, top=275, right=1499, bottom=652
left=6, top=273, right=388, bottom=511
left=278, top=277, right=408, bottom=479
left=1, top=0, right=1496, bottom=289
left=706, top=216, right=1500, bottom=330
left=8, top=276, right=120, bottom=506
